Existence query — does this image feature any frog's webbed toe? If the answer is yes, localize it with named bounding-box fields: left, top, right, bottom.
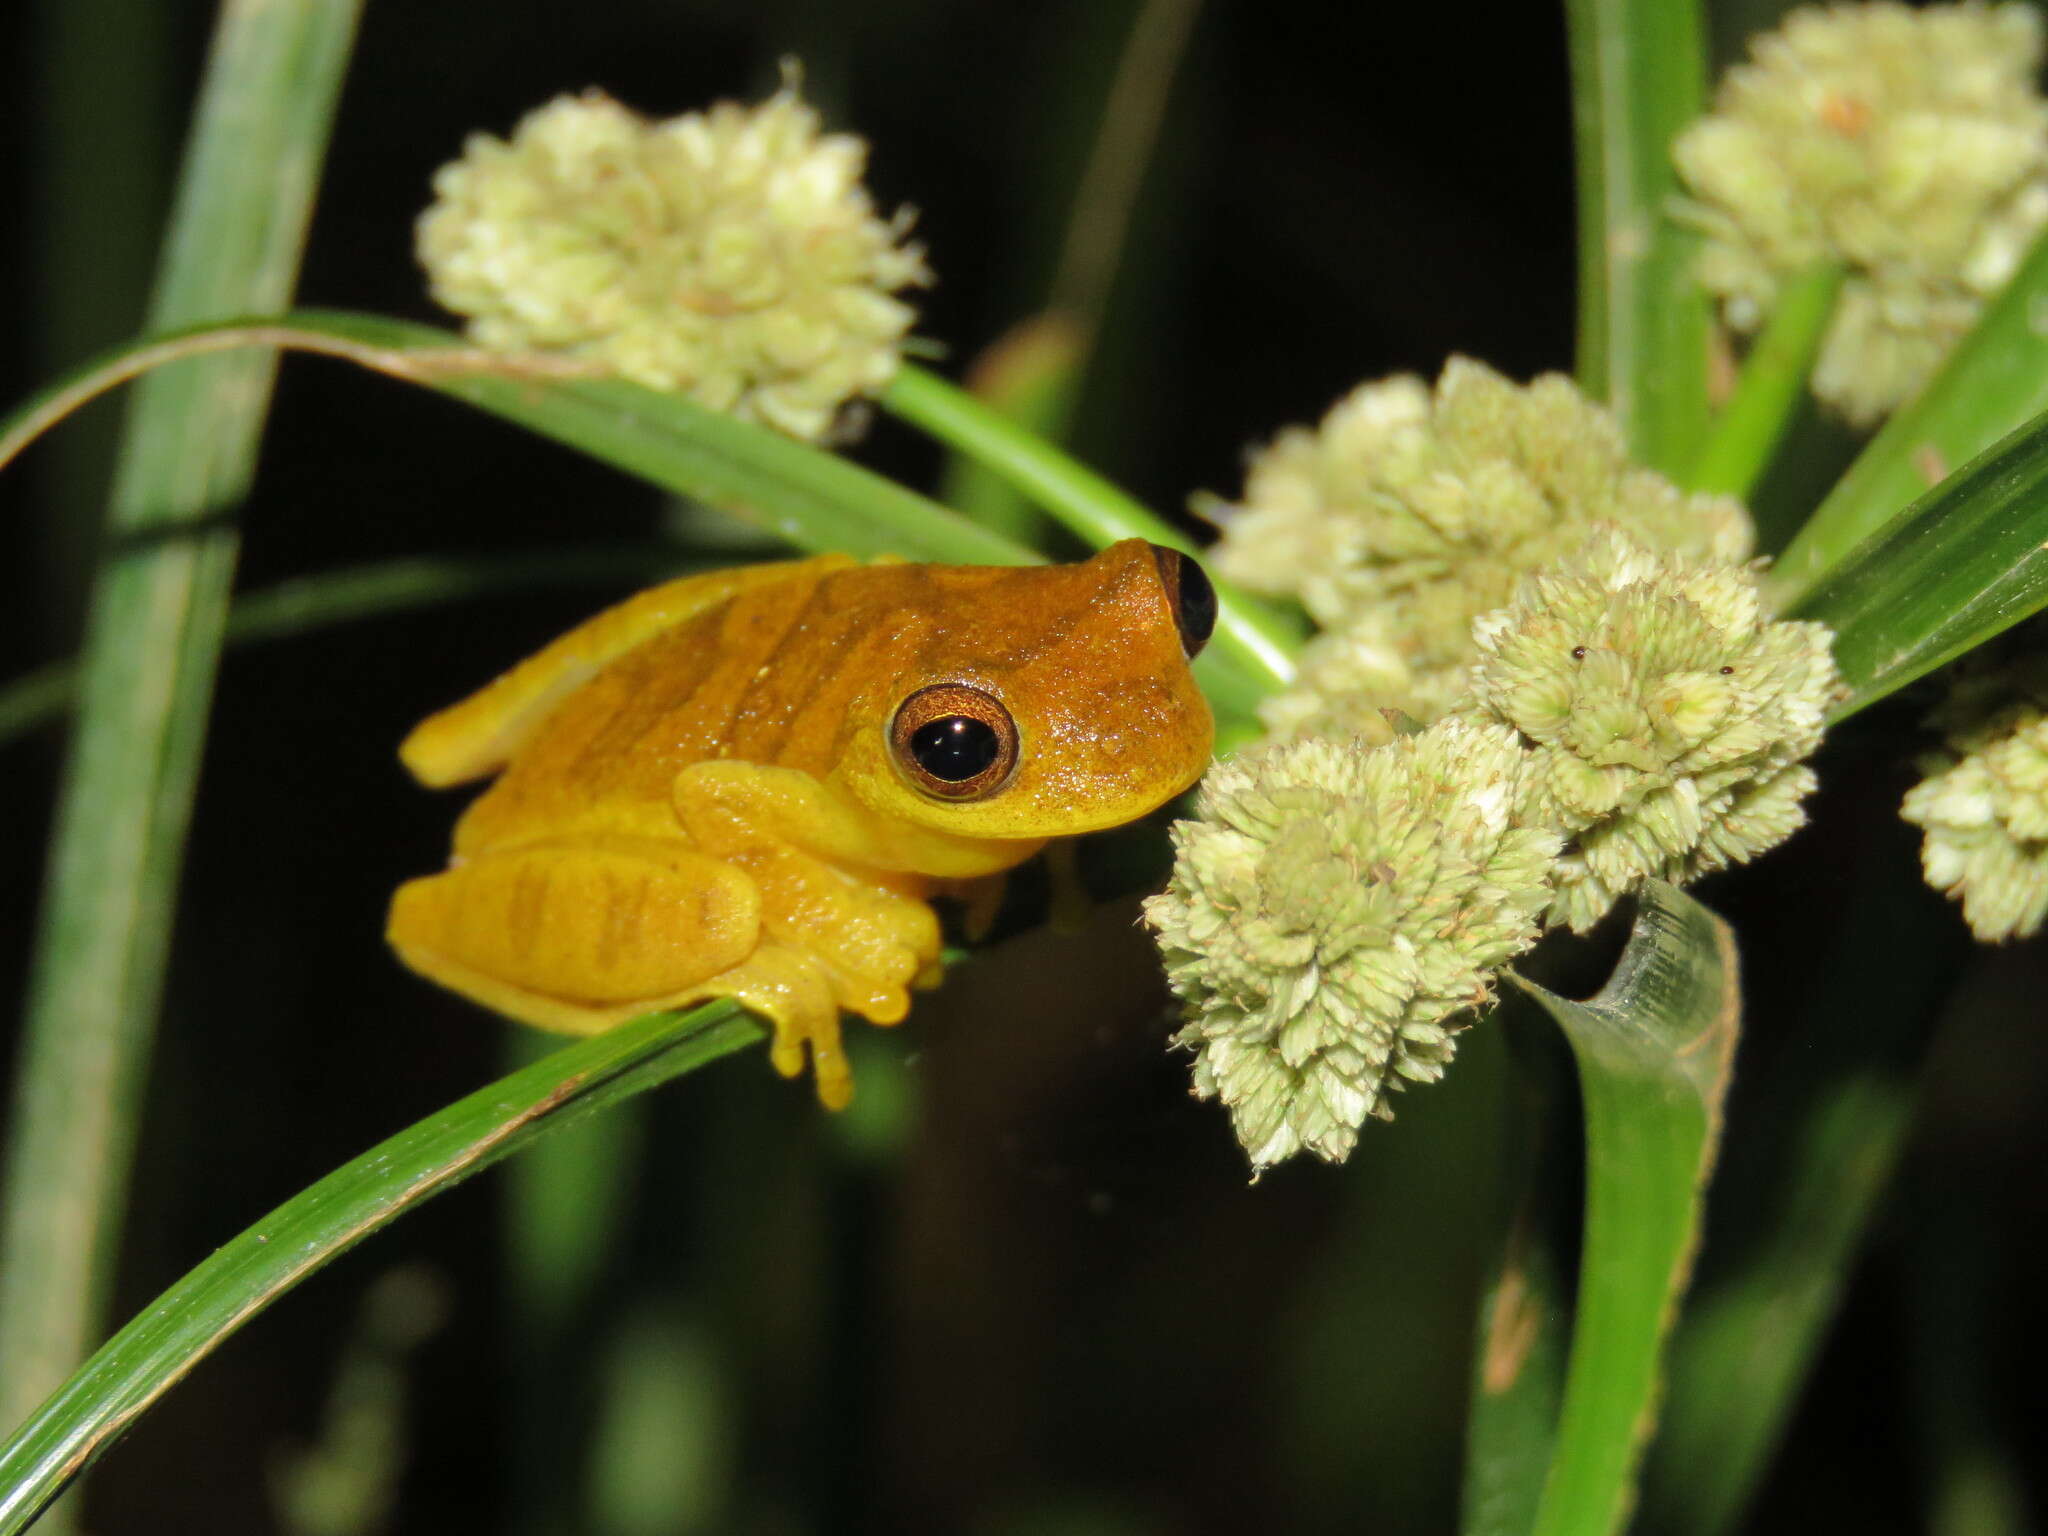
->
left=685, top=943, right=857, bottom=1108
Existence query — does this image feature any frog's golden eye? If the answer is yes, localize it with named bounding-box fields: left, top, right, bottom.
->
left=890, top=684, right=1019, bottom=801
left=1148, top=545, right=1217, bottom=659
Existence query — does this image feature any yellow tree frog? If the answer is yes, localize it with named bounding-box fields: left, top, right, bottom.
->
left=388, top=538, right=1217, bottom=1107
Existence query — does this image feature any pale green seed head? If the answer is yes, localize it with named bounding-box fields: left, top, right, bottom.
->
left=1459, top=528, right=1841, bottom=932
left=418, top=79, right=930, bottom=441
left=1204, top=358, right=1753, bottom=729
left=1902, top=655, right=2048, bottom=939
left=1143, top=719, right=1559, bottom=1172
left=1673, top=2, right=2048, bottom=426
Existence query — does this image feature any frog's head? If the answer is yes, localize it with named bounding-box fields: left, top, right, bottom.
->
left=841, top=539, right=1217, bottom=842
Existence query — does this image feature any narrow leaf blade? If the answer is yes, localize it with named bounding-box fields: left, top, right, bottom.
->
left=1519, top=881, right=1741, bottom=1536
left=0, top=1004, right=764, bottom=1536
left=1789, top=403, right=2048, bottom=720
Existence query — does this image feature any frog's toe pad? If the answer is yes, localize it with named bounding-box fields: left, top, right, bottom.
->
left=697, top=944, right=856, bottom=1108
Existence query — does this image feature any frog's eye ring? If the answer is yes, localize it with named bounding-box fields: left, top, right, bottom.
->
left=1148, top=545, right=1217, bottom=659
left=890, top=684, right=1020, bottom=801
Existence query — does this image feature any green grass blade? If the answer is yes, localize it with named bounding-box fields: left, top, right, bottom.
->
left=1565, top=0, right=1712, bottom=478
left=0, top=546, right=711, bottom=748
left=1, top=312, right=1274, bottom=724
left=1517, top=882, right=1741, bottom=1536
left=1788, top=405, right=2048, bottom=721
left=937, top=316, right=1084, bottom=544
left=1689, top=263, right=1843, bottom=504
left=0, top=1004, right=763, bottom=1536
left=299, top=313, right=1040, bottom=569
left=1775, top=226, right=2048, bottom=600
left=0, top=0, right=362, bottom=1445
left=0, top=314, right=1037, bottom=569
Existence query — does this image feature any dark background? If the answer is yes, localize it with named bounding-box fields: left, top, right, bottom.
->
left=3, top=1, right=2045, bottom=1532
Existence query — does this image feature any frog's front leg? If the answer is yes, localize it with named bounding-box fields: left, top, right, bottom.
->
left=672, top=763, right=946, bottom=1067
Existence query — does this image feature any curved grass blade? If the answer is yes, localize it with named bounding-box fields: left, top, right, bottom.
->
left=1775, top=226, right=2048, bottom=600
left=0, top=312, right=1036, bottom=570
left=0, top=1003, right=763, bottom=1536
left=1789, top=403, right=2048, bottom=721
left=0, top=0, right=362, bottom=1453
left=1565, top=0, right=1712, bottom=478
left=0, top=545, right=709, bottom=748
left=0, top=311, right=1273, bottom=726
left=1515, top=881, right=1741, bottom=1536
left=938, top=316, right=1083, bottom=544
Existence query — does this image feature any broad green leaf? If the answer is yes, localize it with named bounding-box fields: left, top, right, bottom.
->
left=0, top=1004, right=763, bottom=1536
left=1565, top=0, right=1712, bottom=478
left=1775, top=224, right=2048, bottom=600
left=1516, top=881, right=1741, bottom=1536
left=0, top=0, right=362, bottom=1456
left=1789, top=403, right=2048, bottom=721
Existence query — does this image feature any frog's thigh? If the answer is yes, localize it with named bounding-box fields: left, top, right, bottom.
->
left=387, top=837, right=761, bottom=1031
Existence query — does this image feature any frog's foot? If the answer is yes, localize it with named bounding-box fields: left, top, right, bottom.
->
left=734, top=853, right=942, bottom=1025
left=687, top=943, right=857, bottom=1108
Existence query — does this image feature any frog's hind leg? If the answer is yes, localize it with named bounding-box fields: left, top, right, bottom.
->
left=387, top=836, right=763, bottom=1035
left=388, top=835, right=862, bottom=1105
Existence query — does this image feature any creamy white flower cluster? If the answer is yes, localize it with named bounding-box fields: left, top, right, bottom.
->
left=1147, top=531, right=1840, bottom=1170
left=1459, top=530, right=1841, bottom=933
left=1205, top=359, right=1753, bottom=743
left=418, top=78, right=930, bottom=441
left=1903, top=655, right=2048, bottom=940
left=1145, top=721, right=1559, bottom=1172
left=1674, top=2, right=2048, bottom=426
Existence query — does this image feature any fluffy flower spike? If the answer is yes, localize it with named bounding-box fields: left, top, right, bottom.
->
left=418, top=72, right=931, bottom=441
left=1208, top=358, right=1753, bottom=738
left=1902, top=655, right=2048, bottom=939
left=1144, top=720, right=1560, bottom=1173
left=1674, top=2, right=2048, bottom=426
left=1459, top=528, right=1841, bottom=932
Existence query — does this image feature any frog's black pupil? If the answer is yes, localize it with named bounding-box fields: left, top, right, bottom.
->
left=910, top=716, right=1001, bottom=782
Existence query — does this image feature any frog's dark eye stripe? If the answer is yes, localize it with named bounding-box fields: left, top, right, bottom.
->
left=890, top=684, right=1019, bottom=801
left=1148, top=545, right=1217, bottom=659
